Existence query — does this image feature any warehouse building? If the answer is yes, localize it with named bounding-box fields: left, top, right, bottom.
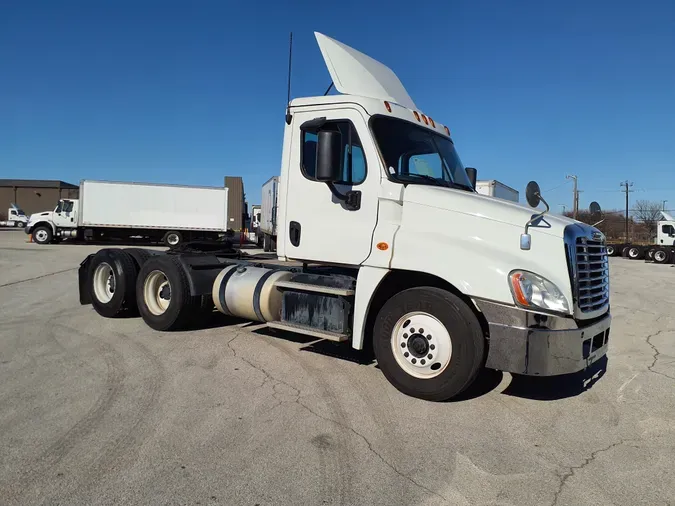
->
left=0, top=179, right=79, bottom=220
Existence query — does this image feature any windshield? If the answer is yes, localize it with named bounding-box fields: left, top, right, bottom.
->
left=371, top=116, right=473, bottom=190
left=55, top=201, right=63, bottom=213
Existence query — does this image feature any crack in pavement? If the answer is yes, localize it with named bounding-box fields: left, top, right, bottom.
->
left=226, top=334, right=450, bottom=504
left=551, top=440, right=624, bottom=506
left=0, top=267, right=77, bottom=288
left=645, top=328, right=675, bottom=381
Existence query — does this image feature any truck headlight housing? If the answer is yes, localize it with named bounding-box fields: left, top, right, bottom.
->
left=508, top=270, right=570, bottom=314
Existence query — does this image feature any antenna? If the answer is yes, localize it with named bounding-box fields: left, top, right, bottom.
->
left=285, top=32, right=293, bottom=125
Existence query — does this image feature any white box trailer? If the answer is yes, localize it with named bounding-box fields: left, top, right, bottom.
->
left=25, top=180, right=229, bottom=246
left=476, top=180, right=519, bottom=203
left=260, top=176, right=279, bottom=251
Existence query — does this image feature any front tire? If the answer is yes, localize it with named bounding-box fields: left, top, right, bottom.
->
left=32, top=226, right=53, bottom=244
left=373, top=287, right=485, bottom=401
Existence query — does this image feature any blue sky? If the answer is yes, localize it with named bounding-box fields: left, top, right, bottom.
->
left=2, top=0, right=674, bottom=213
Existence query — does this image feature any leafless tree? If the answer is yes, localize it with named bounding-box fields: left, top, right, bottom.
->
left=633, top=200, right=663, bottom=239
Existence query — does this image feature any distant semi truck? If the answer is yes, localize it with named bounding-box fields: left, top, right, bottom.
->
left=259, top=176, right=279, bottom=251
left=607, top=211, right=675, bottom=264
left=25, top=180, right=230, bottom=246
left=475, top=180, right=519, bottom=202
left=0, top=204, right=28, bottom=228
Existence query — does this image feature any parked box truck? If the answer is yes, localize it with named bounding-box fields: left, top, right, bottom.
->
left=260, top=176, right=279, bottom=251
left=475, top=180, right=519, bottom=202
left=26, top=180, right=229, bottom=246
left=76, top=32, right=610, bottom=402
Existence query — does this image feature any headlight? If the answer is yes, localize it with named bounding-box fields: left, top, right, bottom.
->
left=508, top=270, right=570, bottom=314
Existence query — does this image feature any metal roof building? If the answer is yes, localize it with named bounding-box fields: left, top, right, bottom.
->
left=0, top=179, right=79, bottom=219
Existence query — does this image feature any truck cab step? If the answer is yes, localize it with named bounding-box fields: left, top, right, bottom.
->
left=267, top=321, right=349, bottom=342
left=274, top=280, right=355, bottom=296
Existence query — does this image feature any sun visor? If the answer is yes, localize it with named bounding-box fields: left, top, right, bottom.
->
left=315, top=32, right=417, bottom=110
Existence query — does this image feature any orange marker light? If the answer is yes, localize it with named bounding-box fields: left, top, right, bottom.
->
left=511, top=273, right=530, bottom=306
left=421, top=114, right=429, bottom=125
left=376, top=242, right=389, bottom=251
left=413, top=111, right=421, bottom=121
left=384, top=101, right=392, bottom=112
left=429, top=117, right=436, bottom=128
left=444, top=126, right=450, bottom=136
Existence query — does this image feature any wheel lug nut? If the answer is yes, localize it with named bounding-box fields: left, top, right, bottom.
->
left=427, top=334, right=432, bottom=340
left=430, top=344, right=435, bottom=350
left=404, top=352, right=409, bottom=358
left=411, top=358, right=417, bottom=364
left=401, top=342, right=406, bottom=348
left=410, top=328, right=415, bottom=333
left=419, top=328, right=424, bottom=334
left=403, top=333, right=408, bottom=338
left=421, top=359, right=426, bottom=365
left=427, top=354, right=433, bottom=359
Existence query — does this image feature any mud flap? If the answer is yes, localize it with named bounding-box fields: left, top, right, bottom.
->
left=79, top=254, right=94, bottom=305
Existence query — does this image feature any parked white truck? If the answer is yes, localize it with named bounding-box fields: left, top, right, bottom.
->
left=259, top=176, right=279, bottom=252
left=76, top=33, right=610, bottom=401
left=608, top=211, right=675, bottom=264
left=475, top=179, right=519, bottom=203
left=0, top=204, right=28, bottom=228
left=26, top=180, right=229, bottom=246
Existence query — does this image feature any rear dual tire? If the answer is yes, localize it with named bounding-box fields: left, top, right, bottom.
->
left=373, top=287, right=485, bottom=401
left=653, top=248, right=672, bottom=265
left=88, top=249, right=139, bottom=317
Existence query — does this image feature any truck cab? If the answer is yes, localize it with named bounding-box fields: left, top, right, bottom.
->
left=657, top=212, right=675, bottom=245
left=77, top=32, right=611, bottom=401
left=25, top=199, right=79, bottom=243
left=3, top=204, right=28, bottom=227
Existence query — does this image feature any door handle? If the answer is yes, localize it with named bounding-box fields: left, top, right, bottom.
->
left=289, top=221, right=301, bottom=247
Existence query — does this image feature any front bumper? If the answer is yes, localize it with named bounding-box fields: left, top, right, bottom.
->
left=475, top=299, right=610, bottom=376
left=24, top=224, right=33, bottom=234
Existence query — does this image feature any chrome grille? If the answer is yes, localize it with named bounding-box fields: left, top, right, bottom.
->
left=575, top=237, right=609, bottom=312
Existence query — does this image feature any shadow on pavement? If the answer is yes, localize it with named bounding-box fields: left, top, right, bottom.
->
left=501, top=356, right=608, bottom=401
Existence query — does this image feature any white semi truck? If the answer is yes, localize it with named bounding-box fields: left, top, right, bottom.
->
left=76, top=33, right=610, bottom=401
left=475, top=179, right=519, bottom=203
left=0, top=204, right=28, bottom=228
left=259, top=176, right=279, bottom=252
left=25, top=180, right=229, bottom=246
left=608, top=211, right=675, bottom=264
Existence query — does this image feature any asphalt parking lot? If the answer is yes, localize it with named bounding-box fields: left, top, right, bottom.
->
left=1, top=229, right=674, bottom=506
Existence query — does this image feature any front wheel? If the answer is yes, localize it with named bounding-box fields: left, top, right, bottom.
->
left=373, top=287, right=485, bottom=401
left=32, top=226, right=53, bottom=244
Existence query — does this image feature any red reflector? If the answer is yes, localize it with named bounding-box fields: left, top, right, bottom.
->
left=384, top=101, right=392, bottom=112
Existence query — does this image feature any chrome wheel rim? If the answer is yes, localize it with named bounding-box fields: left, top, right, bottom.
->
left=655, top=251, right=666, bottom=262
left=391, top=311, right=452, bottom=379
left=144, top=270, right=171, bottom=315
left=167, top=233, right=180, bottom=246
left=35, top=229, right=49, bottom=242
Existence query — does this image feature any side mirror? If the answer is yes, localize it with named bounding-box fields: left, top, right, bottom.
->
left=525, top=181, right=542, bottom=208
left=316, top=130, right=342, bottom=182
left=465, top=167, right=477, bottom=189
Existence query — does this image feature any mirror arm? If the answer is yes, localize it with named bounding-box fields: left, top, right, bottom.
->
left=524, top=192, right=550, bottom=236
left=521, top=192, right=550, bottom=251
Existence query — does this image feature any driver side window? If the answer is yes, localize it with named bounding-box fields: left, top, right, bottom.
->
left=301, top=120, right=367, bottom=185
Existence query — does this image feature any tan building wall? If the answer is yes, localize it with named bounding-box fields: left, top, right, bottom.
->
left=0, top=182, right=79, bottom=220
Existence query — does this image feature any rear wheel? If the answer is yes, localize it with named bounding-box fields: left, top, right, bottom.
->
left=621, top=246, right=631, bottom=258
left=627, top=246, right=644, bottom=260
left=373, top=287, right=485, bottom=401
left=163, top=231, right=183, bottom=247
left=653, top=248, right=671, bottom=265
left=645, top=248, right=655, bottom=262
left=263, top=234, right=271, bottom=252
left=137, top=255, right=198, bottom=331
left=88, top=249, right=139, bottom=317
left=606, top=245, right=615, bottom=256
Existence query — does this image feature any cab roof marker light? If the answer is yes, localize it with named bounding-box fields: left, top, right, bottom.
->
left=444, top=126, right=450, bottom=136
left=429, top=117, right=436, bottom=128
left=413, top=111, right=421, bottom=121
left=421, top=114, right=429, bottom=125
left=384, top=101, right=392, bottom=112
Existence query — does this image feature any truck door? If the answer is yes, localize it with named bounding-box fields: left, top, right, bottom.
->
left=53, top=200, right=77, bottom=228
left=282, top=107, right=379, bottom=265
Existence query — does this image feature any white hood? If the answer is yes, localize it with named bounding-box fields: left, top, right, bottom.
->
left=315, top=32, right=417, bottom=110
left=402, top=185, right=577, bottom=238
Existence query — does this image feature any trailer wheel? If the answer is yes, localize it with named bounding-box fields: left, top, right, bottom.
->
left=88, top=249, right=139, bottom=317
left=373, top=287, right=485, bottom=401
left=606, top=245, right=615, bottom=256
left=653, top=248, right=671, bottom=265
left=32, top=226, right=53, bottom=245
left=627, top=246, right=644, bottom=260
left=263, top=234, right=271, bottom=252
left=163, top=231, right=183, bottom=247
left=621, top=246, right=631, bottom=258
left=137, top=255, right=197, bottom=331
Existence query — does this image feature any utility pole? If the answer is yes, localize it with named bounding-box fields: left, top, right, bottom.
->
left=620, top=180, right=633, bottom=243
left=662, top=200, right=668, bottom=211
left=559, top=204, right=567, bottom=215
left=566, top=175, right=578, bottom=219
